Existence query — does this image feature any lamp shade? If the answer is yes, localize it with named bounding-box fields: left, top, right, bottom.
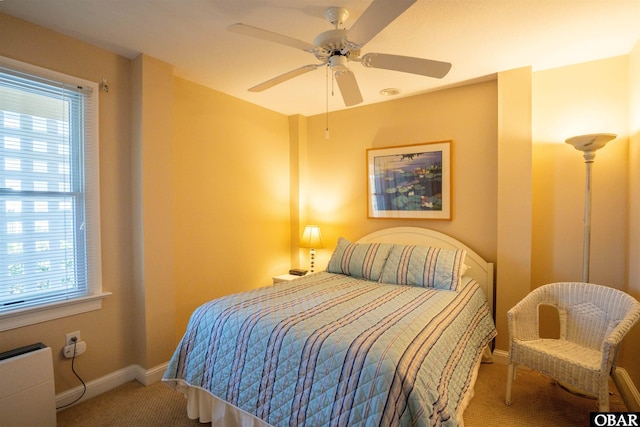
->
left=300, top=225, right=324, bottom=249
left=565, top=133, right=616, bottom=153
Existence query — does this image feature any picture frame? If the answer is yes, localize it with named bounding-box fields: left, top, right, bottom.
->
left=367, top=141, right=451, bottom=219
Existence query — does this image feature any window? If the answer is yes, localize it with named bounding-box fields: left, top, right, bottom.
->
left=0, top=56, right=106, bottom=331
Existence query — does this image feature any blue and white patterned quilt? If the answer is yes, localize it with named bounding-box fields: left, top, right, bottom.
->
left=163, top=272, right=496, bottom=426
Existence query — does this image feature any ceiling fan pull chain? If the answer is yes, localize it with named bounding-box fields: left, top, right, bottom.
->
left=325, top=64, right=330, bottom=139
left=331, top=66, right=335, bottom=97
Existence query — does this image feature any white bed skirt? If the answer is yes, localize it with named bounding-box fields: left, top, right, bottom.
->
left=168, top=379, right=272, bottom=426
left=165, top=345, right=492, bottom=427
left=455, top=345, right=494, bottom=427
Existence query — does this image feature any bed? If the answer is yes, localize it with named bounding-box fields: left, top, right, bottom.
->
left=163, top=227, right=496, bottom=426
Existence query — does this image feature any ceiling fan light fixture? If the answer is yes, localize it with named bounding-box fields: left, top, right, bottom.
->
left=380, top=87, right=401, bottom=96
left=329, top=55, right=348, bottom=71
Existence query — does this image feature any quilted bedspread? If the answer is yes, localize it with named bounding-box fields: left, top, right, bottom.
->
left=163, top=272, right=496, bottom=427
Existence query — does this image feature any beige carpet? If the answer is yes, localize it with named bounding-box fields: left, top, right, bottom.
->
left=56, top=380, right=207, bottom=427
left=465, top=363, right=626, bottom=426
left=56, top=363, right=627, bottom=426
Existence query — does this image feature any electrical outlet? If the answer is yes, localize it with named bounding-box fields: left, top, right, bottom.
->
left=63, top=341, right=87, bottom=358
left=65, top=331, right=81, bottom=346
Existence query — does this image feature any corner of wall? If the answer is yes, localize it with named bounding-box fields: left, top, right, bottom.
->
left=495, top=67, right=533, bottom=351
left=130, top=54, right=177, bottom=369
left=289, top=115, right=308, bottom=268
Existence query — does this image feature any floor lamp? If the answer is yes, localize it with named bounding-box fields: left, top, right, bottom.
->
left=565, top=133, right=616, bottom=283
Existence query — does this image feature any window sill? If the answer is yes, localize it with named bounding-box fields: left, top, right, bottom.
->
left=0, top=292, right=112, bottom=332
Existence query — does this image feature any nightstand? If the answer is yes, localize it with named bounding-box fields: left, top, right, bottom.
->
left=272, top=274, right=300, bottom=284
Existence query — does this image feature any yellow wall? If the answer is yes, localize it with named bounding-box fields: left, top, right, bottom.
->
left=532, top=57, right=629, bottom=287
left=302, top=81, right=498, bottom=269
left=495, top=67, right=533, bottom=351
left=131, top=54, right=177, bottom=368
left=288, top=115, right=307, bottom=262
left=171, top=78, right=291, bottom=336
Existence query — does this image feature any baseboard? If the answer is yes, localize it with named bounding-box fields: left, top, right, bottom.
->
left=134, top=362, right=169, bottom=386
left=491, top=349, right=640, bottom=410
left=613, top=367, right=640, bottom=411
left=135, top=361, right=169, bottom=386
left=492, top=349, right=508, bottom=365
left=55, top=362, right=168, bottom=410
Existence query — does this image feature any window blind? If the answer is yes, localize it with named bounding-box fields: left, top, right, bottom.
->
left=0, top=58, right=101, bottom=315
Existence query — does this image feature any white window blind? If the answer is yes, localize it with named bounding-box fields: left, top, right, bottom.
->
left=0, top=56, right=104, bottom=326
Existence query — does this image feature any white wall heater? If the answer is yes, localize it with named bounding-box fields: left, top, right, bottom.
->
left=0, top=343, right=56, bottom=427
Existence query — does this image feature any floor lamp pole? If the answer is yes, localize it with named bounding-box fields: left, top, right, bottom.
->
left=565, top=133, right=616, bottom=284
left=581, top=153, right=595, bottom=283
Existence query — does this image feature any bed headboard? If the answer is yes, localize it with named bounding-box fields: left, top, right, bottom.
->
left=356, top=227, right=494, bottom=317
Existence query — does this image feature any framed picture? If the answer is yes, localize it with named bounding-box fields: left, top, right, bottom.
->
left=367, top=141, right=451, bottom=219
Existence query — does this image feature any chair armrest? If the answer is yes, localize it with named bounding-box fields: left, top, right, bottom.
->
left=601, top=309, right=640, bottom=372
left=507, top=294, right=541, bottom=342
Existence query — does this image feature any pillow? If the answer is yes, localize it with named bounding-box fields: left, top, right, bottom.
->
left=461, top=263, right=471, bottom=276
left=379, top=244, right=467, bottom=291
left=327, top=237, right=393, bottom=281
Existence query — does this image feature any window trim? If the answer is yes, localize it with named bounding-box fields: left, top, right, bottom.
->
left=0, top=291, right=111, bottom=332
left=0, top=56, right=105, bottom=330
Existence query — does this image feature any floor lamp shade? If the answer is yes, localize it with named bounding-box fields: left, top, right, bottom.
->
left=565, top=133, right=616, bottom=282
left=300, top=225, right=324, bottom=272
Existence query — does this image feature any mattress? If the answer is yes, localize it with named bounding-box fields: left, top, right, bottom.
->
left=163, top=272, right=496, bottom=426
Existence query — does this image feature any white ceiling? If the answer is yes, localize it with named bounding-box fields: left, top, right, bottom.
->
left=2, top=0, right=640, bottom=116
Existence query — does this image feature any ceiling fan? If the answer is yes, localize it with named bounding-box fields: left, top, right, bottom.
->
left=228, top=0, right=451, bottom=107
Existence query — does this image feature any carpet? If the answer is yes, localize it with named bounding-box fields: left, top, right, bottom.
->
left=56, top=362, right=627, bottom=426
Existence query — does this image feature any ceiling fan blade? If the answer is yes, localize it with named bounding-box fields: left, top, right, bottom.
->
left=347, top=0, right=417, bottom=47
left=334, top=69, right=363, bottom=106
left=361, top=53, right=452, bottom=78
left=248, top=64, right=321, bottom=92
left=228, top=23, right=316, bottom=52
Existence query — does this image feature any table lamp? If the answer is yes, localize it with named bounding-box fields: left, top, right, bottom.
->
left=300, top=225, right=324, bottom=272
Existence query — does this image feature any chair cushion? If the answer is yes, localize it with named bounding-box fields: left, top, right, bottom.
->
left=510, top=339, right=603, bottom=396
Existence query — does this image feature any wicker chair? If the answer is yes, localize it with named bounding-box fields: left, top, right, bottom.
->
left=505, top=282, right=640, bottom=411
